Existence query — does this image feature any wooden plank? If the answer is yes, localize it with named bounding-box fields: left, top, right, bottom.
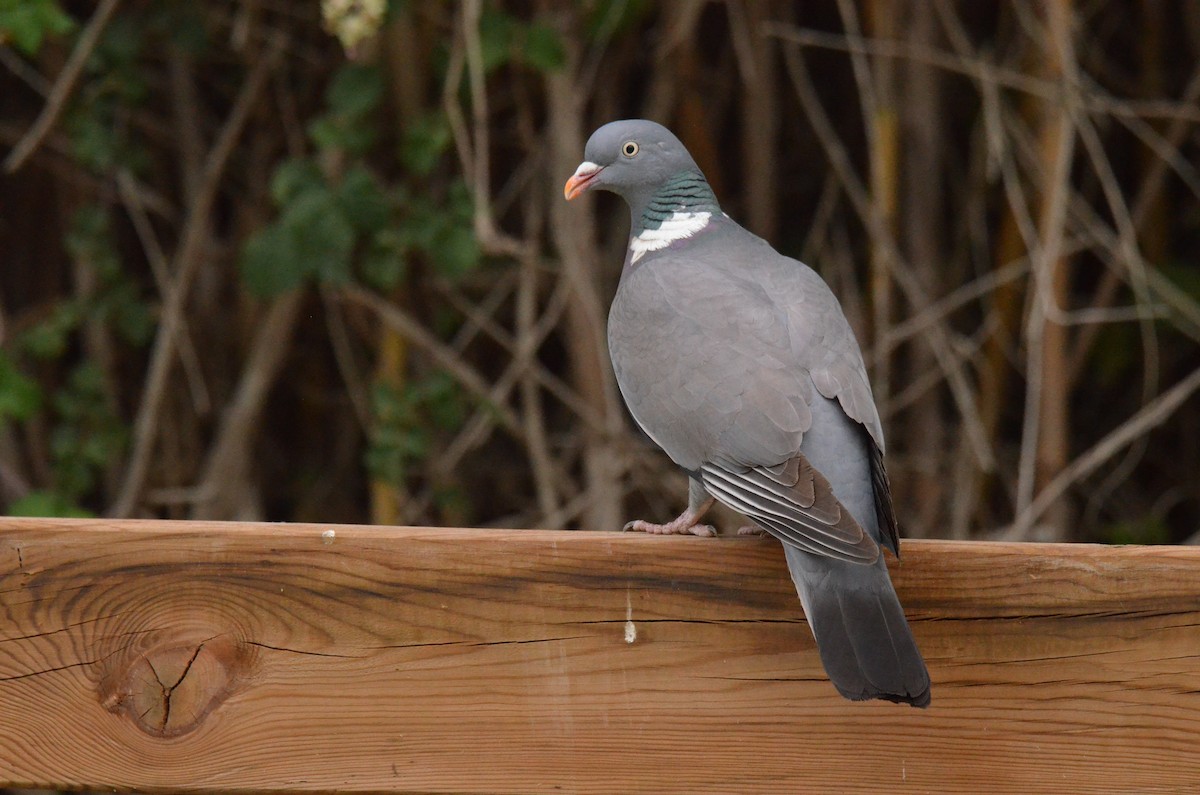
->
left=1, top=517, right=1198, bottom=794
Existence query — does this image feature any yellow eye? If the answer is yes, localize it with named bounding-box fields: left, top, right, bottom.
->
left=621, top=141, right=639, bottom=158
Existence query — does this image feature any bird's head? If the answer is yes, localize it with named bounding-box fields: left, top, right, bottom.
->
left=564, top=119, right=703, bottom=205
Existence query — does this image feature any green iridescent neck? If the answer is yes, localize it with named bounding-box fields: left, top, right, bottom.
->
left=635, top=171, right=720, bottom=233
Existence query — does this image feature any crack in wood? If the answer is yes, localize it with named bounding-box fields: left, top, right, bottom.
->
left=0, top=614, right=117, bottom=644
left=468, top=635, right=586, bottom=647
left=244, top=641, right=357, bottom=659
left=99, top=634, right=244, bottom=737
left=158, top=642, right=206, bottom=732
left=0, top=658, right=100, bottom=682
left=0, top=644, right=130, bottom=683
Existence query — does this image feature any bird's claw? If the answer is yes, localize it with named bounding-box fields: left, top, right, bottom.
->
left=736, top=524, right=767, bottom=537
left=623, top=517, right=717, bottom=537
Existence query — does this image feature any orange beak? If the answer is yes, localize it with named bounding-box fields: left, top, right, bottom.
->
left=564, top=162, right=604, bottom=200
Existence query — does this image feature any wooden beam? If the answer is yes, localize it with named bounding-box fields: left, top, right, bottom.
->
left=2, top=518, right=1198, bottom=793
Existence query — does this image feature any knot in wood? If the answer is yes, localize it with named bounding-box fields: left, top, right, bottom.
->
left=101, top=635, right=249, bottom=738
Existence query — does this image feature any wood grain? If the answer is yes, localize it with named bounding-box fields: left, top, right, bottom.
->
left=2, top=518, right=1199, bottom=793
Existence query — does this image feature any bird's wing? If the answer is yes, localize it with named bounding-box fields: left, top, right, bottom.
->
left=608, top=234, right=890, bottom=560
left=700, top=456, right=878, bottom=562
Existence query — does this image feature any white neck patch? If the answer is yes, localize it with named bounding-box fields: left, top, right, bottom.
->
left=629, top=211, right=711, bottom=264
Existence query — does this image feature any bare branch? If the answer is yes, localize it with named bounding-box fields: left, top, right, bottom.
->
left=4, top=0, right=122, bottom=173
left=339, top=285, right=522, bottom=436
left=1009, top=366, right=1200, bottom=537
left=109, top=36, right=285, bottom=517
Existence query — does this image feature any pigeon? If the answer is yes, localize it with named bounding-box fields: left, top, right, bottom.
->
left=564, top=119, right=930, bottom=707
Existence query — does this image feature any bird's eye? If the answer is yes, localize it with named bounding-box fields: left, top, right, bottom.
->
left=621, top=141, right=639, bottom=158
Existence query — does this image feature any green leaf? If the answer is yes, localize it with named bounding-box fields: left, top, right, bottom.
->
left=360, top=230, right=409, bottom=291
left=430, top=181, right=480, bottom=279
left=433, top=484, right=469, bottom=520
left=478, top=8, right=516, bottom=72
left=66, top=104, right=120, bottom=173
left=0, top=0, right=75, bottom=56
left=307, top=114, right=377, bottom=154
left=366, top=381, right=429, bottom=484
left=280, top=189, right=356, bottom=285
left=241, top=225, right=304, bottom=298
left=270, top=158, right=325, bottom=206
left=337, top=166, right=391, bottom=234
left=47, top=363, right=126, bottom=501
left=0, top=354, right=42, bottom=421
left=19, top=302, right=82, bottom=359
left=65, top=205, right=108, bottom=257
left=309, top=65, right=383, bottom=152
left=100, top=281, right=155, bottom=346
left=7, top=490, right=93, bottom=518
left=432, top=224, right=480, bottom=279
left=244, top=181, right=358, bottom=296
left=326, top=64, right=383, bottom=119
left=422, top=372, right=466, bottom=430
left=521, top=23, right=565, bottom=73
left=399, top=113, right=451, bottom=176
left=401, top=197, right=439, bottom=252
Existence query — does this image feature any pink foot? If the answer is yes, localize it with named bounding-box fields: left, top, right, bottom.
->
left=737, top=524, right=767, bottom=537
left=624, top=511, right=716, bottom=537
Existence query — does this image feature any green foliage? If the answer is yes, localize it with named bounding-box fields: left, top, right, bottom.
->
left=149, top=4, right=207, bottom=53
left=366, top=371, right=469, bottom=485
left=66, top=206, right=153, bottom=346
left=1, top=205, right=148, bottom=516
left=476, top=7, right=565, bottom=74
left=60, top=15, right=151, bottom=175
left=243, top=163, right=390, bottom=296
left=243, top=59, right=483, bottom=296
left=585, top=0, right=652, bottom=39
left=308, top=64, right=384, bottom=154
left=402, top=181, right=481, bottom=281
left=339, top=166, right=392, bottom=234
left=521, top=22, right=566, bottom=72
left=399, top=112, right=452, bottom=176
left=66, top=104, right=123, bottom=174
left=270, top=158, right=326, bottom=205
left=478, top=7, right=517, bottom=72
left=12, top=206, right=149, bottom=363
left=7, top=490, right=93, bottom=518
left=0, top=353, right=42, bottom=422
left=18, top=302, right=81, bottom=360
left=243, top=159, right=480, bottom=296
left=1098, top=517, right=1170, bottom=545
left=0, top=0, right=74, bottom=56
left=1, top=360, right=129, bottom=517
left=360, top=229, right=410, bottom=292
left=49, top=363, right=126, bottom=501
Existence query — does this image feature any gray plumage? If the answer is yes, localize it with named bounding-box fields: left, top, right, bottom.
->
left=567, top=119, right=930, bottom=706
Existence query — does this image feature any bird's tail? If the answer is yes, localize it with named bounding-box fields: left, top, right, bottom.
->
left=784, top=545, right=931, bottom=707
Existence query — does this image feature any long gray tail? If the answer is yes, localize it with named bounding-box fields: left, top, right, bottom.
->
left=785, top=545, right=930, bottom=707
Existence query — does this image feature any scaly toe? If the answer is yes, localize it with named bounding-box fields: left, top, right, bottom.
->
left=624, top=518, right=717, bottom=537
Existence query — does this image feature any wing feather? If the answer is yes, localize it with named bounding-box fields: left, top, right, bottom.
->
left=701, top=456, right=879, bottom=564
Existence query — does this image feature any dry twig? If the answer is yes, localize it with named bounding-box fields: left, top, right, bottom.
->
left=4, top=0, right=122, bottom=173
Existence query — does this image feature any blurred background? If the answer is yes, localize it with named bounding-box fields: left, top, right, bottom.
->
left=0, top=0, right=1198, bottom=545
